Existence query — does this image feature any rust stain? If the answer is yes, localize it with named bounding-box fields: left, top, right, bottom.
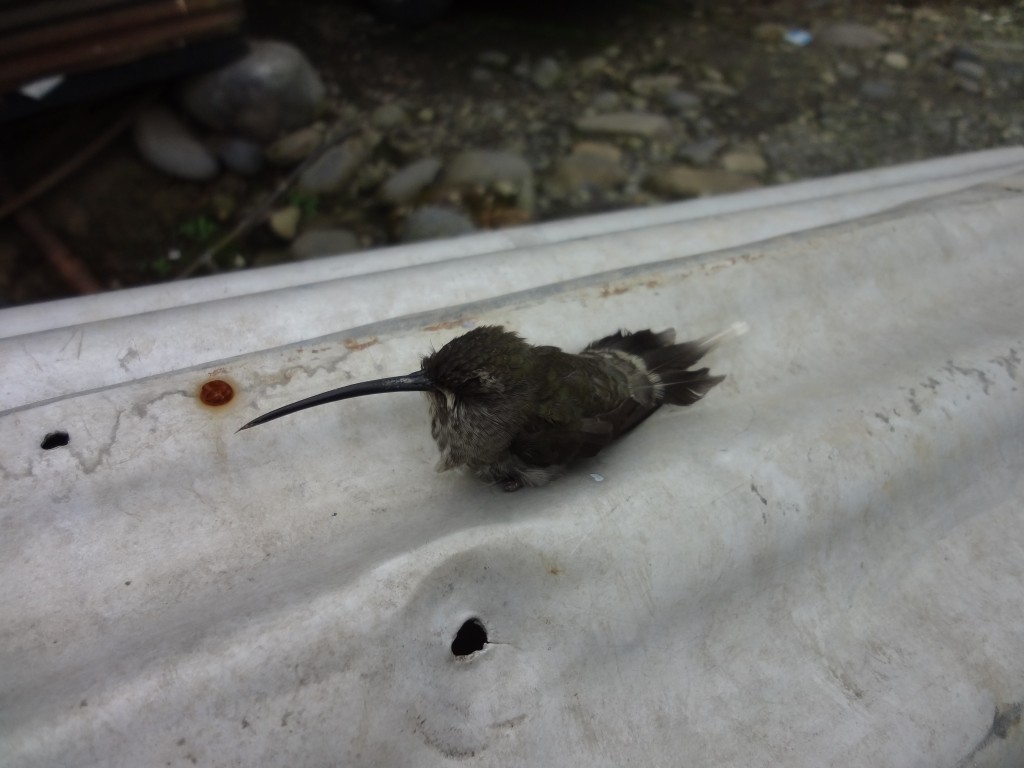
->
left=199, top=379, right=234, bottom=406
left=344, top=337, right=379, bottom=351
left=548, top=566, right=561, bottom=576
left=645, top=279, right=660, bottom=289
left=424, top=319, right=471, bottom=331
left=600, top=284, right=631, bottom=298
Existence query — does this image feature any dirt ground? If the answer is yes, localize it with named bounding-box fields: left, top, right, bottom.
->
left=2, top=0, right=1022, bottom=306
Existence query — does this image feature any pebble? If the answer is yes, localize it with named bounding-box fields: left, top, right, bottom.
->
left=478, top=50, right=510, bottom=68
left=720, top=148, right=768, bottom=174
left=884, top=52, right=910, bottom=70
left=817, top=22, right=889, bottom=49
left=661, top=90, right=701, bottom=113
left=591, top=91, right=622, bottom=112
left=676, top=137, right=725, bottom=166
left=265, top=123, right=326, bottom=166
left=290, top=229, right=361, bottom=259
left=371, top=103, right=408, bottom=130
left=441, top=149, right=535, bottom=211
left=470, top=68, right=495, bottom=83
left=298, top=139, right=368, bottom=193
left=547, top=144, right=627, bottom=195
left=179, top=40, right=325, bottom=142
left=531, top=58, right=563, bottom=91
left=133, top=105, right=218, bottom=181
left=860, top=79, right=896, bottom=100
left=379, top=157, right=443, bottom=205
left=645, top=165, right=760, bottom=198
left=952, top=60, right=986, bottom=80
left=398, top=207, right=476, bottom=243
left=577, top=56, right=607, bottom=77
left=575, top=112, right=672, bottom=139
left=631, top=74, right=682, bottom=97
left=217, top=137, right=264, bottom=176
left=268, top=206, right=301, bottom=239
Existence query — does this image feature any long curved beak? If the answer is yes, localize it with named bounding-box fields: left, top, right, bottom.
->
left=237, top=371, right=434, bottom=432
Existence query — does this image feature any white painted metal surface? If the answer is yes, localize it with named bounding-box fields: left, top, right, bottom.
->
left=1, top=150, right=1023, bottom=767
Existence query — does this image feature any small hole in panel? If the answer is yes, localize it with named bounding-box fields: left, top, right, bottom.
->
left=451, top=618, right=488, bottom=657
left=41, top=431, right=70, bottom=450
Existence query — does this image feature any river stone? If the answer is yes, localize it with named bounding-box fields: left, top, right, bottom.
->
left=379, top=157, right=443, bottom=205
left=398, top=207, right=476, bottom=243
left=440, top=150, right=535, bottom=212
left=645, top=165, right=760, bottom=198
left=575, top=112, right=672, bottom=139
left=290, top=229, right=361, bottom=259
left=179, top=40, right=325, bottom=142
left=133, top=105, right=218, bottom=181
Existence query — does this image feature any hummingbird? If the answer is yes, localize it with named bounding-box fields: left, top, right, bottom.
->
left=238, top=323, right=746, bottom=491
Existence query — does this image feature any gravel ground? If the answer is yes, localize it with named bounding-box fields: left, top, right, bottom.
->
left=2, top=0, right=1023, bottom=305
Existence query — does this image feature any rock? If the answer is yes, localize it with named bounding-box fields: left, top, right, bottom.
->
left=720, top=147, right=768, bottom=174
left=398, top=207, right=476, bottom=243
left=179, top=40, right=325, bottom=142
left=298, top=136, right=374, bottom=193
left=531, top=58, right=563, bottom=91
left=752, top=22, right=786, bottom=42
left=379, top=157, right=443, bottom=205
left=440, top=149, right=535, bottom=211
left=835, top=61, right=860, bottom=81
left=265, top=123, right=326, bottom=166
left=860, top=79, right=896, bottom=100
left=417, top=107, right=435, bottom=123
left=217, top=137, right=264, bottom=175
left=478, top=50, right=510, bottom=68
left=577, top=56, right=607, bottom=77
left=548, top=143, right=627, bottom=194
left=661, top=90, right=701, bottom=113
left=645, top=166, right=760, bottom=198
left=591, top=91, right=622, bottom=112
left=817, top=22, right=889, bottom=49
left=952, top=60, right=986, bottom=80
left=290, top=229, right=361, bottom=259
left=268, top=206, right=301, bottom=239
left=371, top=103, right=408, bottom=130
left=575, top=112, right=672, bottom=139
left=470, top=68, right=495, bottom=83
left=884, top=52, right=910, bottom=70
left=631, top=74, right=682, bottom=97
left=676, top=137, right=725, bottom=166
left=957, top=77, right=981, bottom=94
left=133, top=105, right=218, bottom=181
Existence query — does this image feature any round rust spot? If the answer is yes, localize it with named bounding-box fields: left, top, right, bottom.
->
left=200, top=379, right=234, bottom=406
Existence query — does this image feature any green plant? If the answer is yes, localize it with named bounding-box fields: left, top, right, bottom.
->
left=286, top=190, right=320, bottom=217
left=178, top=215, right=219, bottom=244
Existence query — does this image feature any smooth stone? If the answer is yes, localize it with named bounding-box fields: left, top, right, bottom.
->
left=645, top=165, right=760, bottom=198
left=884, top=52, right=910, bottom=70
left=179, top=40, right=325, bottom=142
left=591, top=91, right=622, bottom=112
left=861, top=79, right=896, bottom=100
left=398, top=207, right=476, bottom=243
left=298, top=137, right=373, bottom=193
left=952, top=60, right=986, bottom=80
left=217, top=137, right=264, bottom=175
left=268, top=206, right=301, bottom=239
left=661, top=89, right=701, bottom=113
left=817, top=22, right=889, bottom=49
left=371, top=103, right=408, bottom=129
left=133, top=105, right=218, bottom=181
left=379, top=157, right=443, bottom=205
left=577, top=56, right=607, bottom=77
left=548, top=151, right=627, bottom=195
left=676, top=137, right=725, bottom=166
left=290, top=229, right=361, bottom=259
left=265, top=124, right=326, bottom=166
left=531, top=58, right=563, bottom=91
left=441, top=149, right=535, bottom=211
left=574, top=112, right=672, bottom=139
left=720, top=148, right=768, bottom=174
left=478, top=50, right=510, bottom=68
left=631, top=74, right=682, bottom=97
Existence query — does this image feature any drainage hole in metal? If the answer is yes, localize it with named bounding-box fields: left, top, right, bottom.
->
left=451, top=618, right=487, bottom=657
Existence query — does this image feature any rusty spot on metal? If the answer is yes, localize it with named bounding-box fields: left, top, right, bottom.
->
left=424, top=319, right=470, bottom=331
left=645, top=279, right=660, bottom=289
left=344, top=337, right=379, bottom=351
left=199, top=379, right=234, bottom=406
left=600, top=284, right=630, bottom=298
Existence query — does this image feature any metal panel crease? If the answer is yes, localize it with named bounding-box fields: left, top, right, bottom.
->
left=1, top=150, right=1023, bottom=766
